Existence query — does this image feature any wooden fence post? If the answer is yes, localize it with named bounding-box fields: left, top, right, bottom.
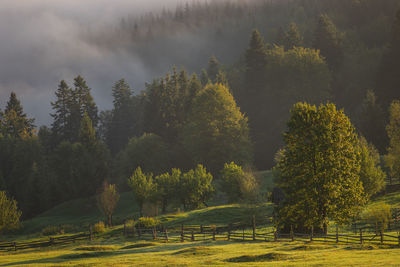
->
left=274, top=229, right=278, bottom=242
left=200, top=225, right=203, bottom=234
left=90, top=224, right=93, bottom=241
left=13, top=242, right=17, bottom=251
left=380, top=230, right=383, bottom=244
left=181, top=224, right=184, bottom=242
left=252, top=215, right=256, bottom=241
left=191, top=231, right=195, bottom=241
left=213, top=227, right=216, bottom=241
left=165, top=227, right=169, bottom=243
left=123, top=221, right=126, bottom=237
left=152, top=226, right=156, bottom=240
left=310, top=226, right=313, bottom=242
left=242, top=227, right=245, bottom=241
left=397, top=231, right=400, bottom=247
left=360, top=228, right=363, bottom=245
left=290, top=225, right=294, bottom=242
left=228, top=224, right=231, bottom=241
left=336, top=225, right=339, bottom=243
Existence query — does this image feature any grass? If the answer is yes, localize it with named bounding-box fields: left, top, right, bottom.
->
left=2, top=170, right=399, bottom=266
left=1, top=239, right=400, bottom=266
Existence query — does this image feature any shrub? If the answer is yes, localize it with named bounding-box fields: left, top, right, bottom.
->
left=93, top=221, right=106, bottom=233
left=41, top=225, right=61, bottom=236
left=137, top=217, right=159, bottom=228
left=362, top=203, right=392, bottom=232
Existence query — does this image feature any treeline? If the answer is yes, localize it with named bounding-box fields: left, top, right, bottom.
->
left=1, top=0, right=400, bottom=221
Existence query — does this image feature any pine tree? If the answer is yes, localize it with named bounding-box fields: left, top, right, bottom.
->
left=312, top=14, right=343, bottom=70
left=283, top=23, right=303, bottom=50
left=79, top=112, right=97, bottom=147
left=1, top=92, right=35, bottom=138
left=207, top=56, right=220, bottom=83
left=51, top=80, right=72, bottom=143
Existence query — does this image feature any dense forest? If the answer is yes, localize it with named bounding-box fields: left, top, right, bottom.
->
left=1, top=0, right=400, bottom=221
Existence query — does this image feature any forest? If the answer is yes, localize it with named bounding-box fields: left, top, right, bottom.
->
left=0, top=0, right=400, bottom=237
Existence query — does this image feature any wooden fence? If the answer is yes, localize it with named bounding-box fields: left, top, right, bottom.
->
left=0, top=233, right=90, bottom=252
left=2, top=216, right=400, bottom=252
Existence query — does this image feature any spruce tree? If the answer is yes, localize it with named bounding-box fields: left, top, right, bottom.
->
left=283, top=23, right=303, bottom=50
left=51, top=80, right=72, bottom=143
left=312, top=14, right=343, bottom=70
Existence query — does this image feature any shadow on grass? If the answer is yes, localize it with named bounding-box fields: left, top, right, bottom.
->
left=0, top=240, right=231, bottom=266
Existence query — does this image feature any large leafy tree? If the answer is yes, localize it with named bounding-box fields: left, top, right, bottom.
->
left=154, top=168, right=181, bottom=213
left=0, top=191, right=21, bottom=234
left=276, top=102, right=365, bottom=233
left=184, top=83, right=253, bottom=174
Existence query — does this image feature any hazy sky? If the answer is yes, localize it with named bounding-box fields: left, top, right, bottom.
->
left=0, top=0, right=194, bottom=126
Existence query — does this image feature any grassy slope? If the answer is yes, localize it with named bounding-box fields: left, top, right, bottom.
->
left=1, top=240, right=400, bottom=266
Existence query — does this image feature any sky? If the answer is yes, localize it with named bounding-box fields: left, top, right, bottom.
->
left=0, top=0, right=194, bottom=126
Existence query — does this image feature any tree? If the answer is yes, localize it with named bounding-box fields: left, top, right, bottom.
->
left=376, top=8, right=400, bottom=108
left=183, top=83, right=253, bottom=174
left=51, top=80, right=72, bottom=144
left=280, top=23, right=303, bottom=50
left=179, top=164, right=214, bottom=210
left=312, top=14, right=343, bottom=70
left=154, top=168, right=180, bottom=213
left=79, top=112, right=97, bottom=147
left=220, top=162, right=259, bottom=203
left=357, top=90, right=387, bottom=153
left=97, top=181, right=120, bottom=227
left=358, top=136, right=386, bottom=198
left=0, top=191, right=21, bottom=233
left=106, top=79, right=141, bottom=154
left=117, top=133, right=170, bottom=188
left=385, top=100, right=400, bottom=184
left=128, top=167, right=155, bottom=216
left=1, top=92, right=35, bottom=138
left=207, top=56, right=220, bottom=83
left=276, top=102, right=365, bottom=233
left=245, top=29, right=267, bottom=96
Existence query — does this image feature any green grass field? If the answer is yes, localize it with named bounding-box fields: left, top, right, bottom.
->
left=1, top=171, right=400, bottom=266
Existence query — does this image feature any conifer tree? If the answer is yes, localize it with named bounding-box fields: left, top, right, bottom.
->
left=1, top=92, right=35, bottom=138
left=207, top=56, right=220, bottom=83
left=312, top=14, right=343, bottom=70
left=282, top=23, right=303, bottom=50
left=51, top=80, right=72, bottom=143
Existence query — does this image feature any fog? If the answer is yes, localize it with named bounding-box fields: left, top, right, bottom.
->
left=0, top=0, right=205, bottom=126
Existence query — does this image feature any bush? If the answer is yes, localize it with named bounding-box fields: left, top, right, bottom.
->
left=137, top=217, right=159, bottom=228
left=220, top=162, right=259, bottom=203
left=362, top=203, right=392, bottom=232
left=41, top=225, right=61, bottom=236
left=93, top=221, right=106, bottom=233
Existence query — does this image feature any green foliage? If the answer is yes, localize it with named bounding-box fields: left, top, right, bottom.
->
left=184, top=83, right=253, bottom=174
left=93, top=221, right=106, bottom=233
left=207, top=56, right=220, bottom=83
left=0, top=191, right=21, bottom=233
left=313, top=14, right=344, bottom=70
left=279, top=23, right=303, bottom=50
left=220, top=162, right=259, bottom=203
left=362, top=203, right=392, bottom=232
left=385, top=100, right=400, bottom=184
left=357, top=90, right=387, bottom=152
left=358, top=137, right=386, bottom=197
left=127, top=167, right=155, bottom=216
left=117, top=134, right=170, bottom=188
left=154, top=168, right=181, bottom=213
left=276, top=102, right=365, bottom=232
left=1, top=92, right=35, bottom=138
left=137, top=217, right=159, bottom=228
left=178, top=165, right=214, bottom=210
left=97, top=181, right=120, bottom=227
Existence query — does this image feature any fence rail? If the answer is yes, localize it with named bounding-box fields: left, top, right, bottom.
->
left=2, top=217, right=400, bottom=252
